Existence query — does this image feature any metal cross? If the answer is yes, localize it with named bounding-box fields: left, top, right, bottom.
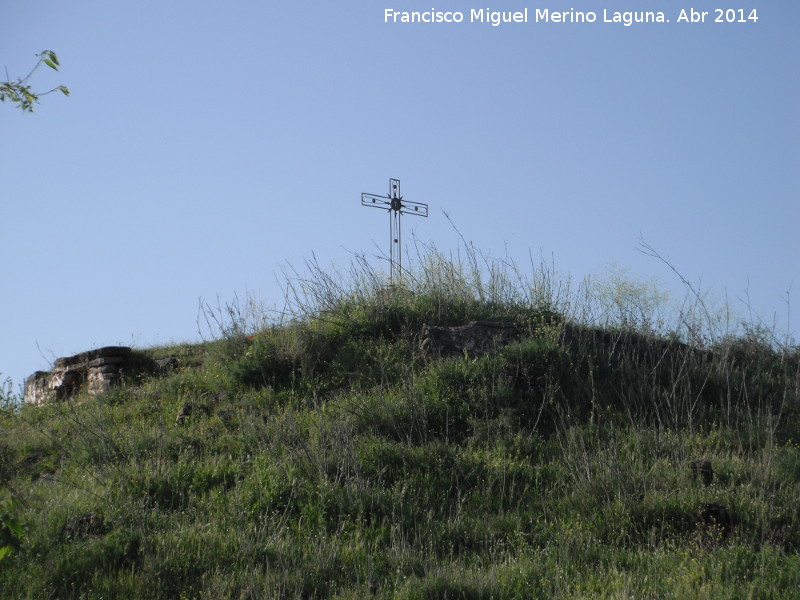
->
left=361, top=178, right=428, bottom=284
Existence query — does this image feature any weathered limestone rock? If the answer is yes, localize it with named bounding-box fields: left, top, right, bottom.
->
left=420, top=321, right=520, bottom=358
left=23, top=346, right=141, bottom=405
left=155, top=356, right=179, bottom=374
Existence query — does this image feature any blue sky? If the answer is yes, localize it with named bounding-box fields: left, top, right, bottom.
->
left=1, top=1, right=798, bottom=391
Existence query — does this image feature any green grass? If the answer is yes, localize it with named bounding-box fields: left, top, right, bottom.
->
left=1, top=249, right=798, bottom=598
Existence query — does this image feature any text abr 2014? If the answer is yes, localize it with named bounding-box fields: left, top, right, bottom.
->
left=383, top=8, right=760, bottom=27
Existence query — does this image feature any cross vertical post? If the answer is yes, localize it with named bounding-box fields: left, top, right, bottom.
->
left=361, top=178, right=428, bottom=285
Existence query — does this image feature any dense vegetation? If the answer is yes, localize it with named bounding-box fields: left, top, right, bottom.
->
left=2, top=250, right=799, bottom=598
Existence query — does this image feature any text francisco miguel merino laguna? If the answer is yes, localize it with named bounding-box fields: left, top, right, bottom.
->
left=384, top=8, right=673, bottom=27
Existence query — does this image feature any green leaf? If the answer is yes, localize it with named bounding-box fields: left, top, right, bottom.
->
left=5, top=516, right=22, bottom=538
left=59, top=85, right=70, bottom=96
left=44, top=59, right=58, bottom=70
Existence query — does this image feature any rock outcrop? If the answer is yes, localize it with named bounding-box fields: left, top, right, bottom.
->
left=24, top=346, right=144, bottom=405
left=420, top=321, right=520, bottom=358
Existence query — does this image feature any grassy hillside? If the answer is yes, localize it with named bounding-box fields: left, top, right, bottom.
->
left=2, top=251, right=799, bottom=599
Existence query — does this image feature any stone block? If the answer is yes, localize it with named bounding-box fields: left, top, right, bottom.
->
left=23, top=346, right=150, bottom=405
left=420, top=320, right=520, bottom=358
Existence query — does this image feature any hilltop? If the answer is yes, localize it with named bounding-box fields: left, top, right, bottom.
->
left=1, top=252, right=799, bottom=599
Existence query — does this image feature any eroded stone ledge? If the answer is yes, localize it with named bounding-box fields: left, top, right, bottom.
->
left=419, top=321, right=520, bottom=358
left=24, top=346, right=145, bottom=405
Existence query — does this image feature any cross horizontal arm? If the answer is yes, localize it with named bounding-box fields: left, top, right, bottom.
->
left=361, top=193, right=428, bottom=217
